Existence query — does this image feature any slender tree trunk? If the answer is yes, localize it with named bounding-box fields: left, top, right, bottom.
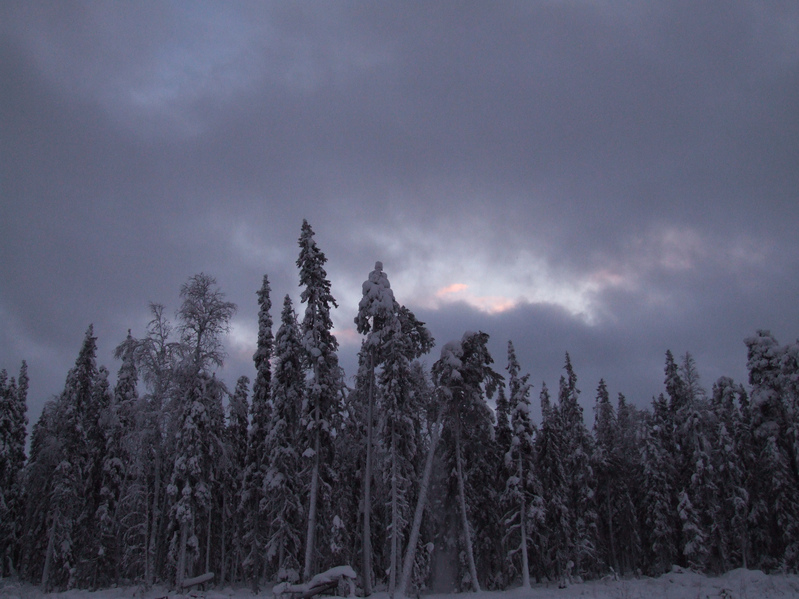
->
left=42, top=512, right=58, bottom=592
left=205, top=508, right=212, bottom=574
left=389, top=422, right=399, bottom=597
left=397, top=414, right=442, bottom=598
left=455, top=422, right=480, bottom=592
left=741, top=528, right=748, bottom=569
left=607, top=494, right=617, bottom=574
left=363, top=352, right=375, bottom=595
left=303, top=409, right=321, bottom=582
left=220, top=494, right=227, bottom=586
left=146, top=450, right=161, bottom=589
left=177, top=520, right=188, bottom=589
left=519, top=457, right=530, bottom=588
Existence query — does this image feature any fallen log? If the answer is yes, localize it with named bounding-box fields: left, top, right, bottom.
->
left=273, top=565, right=356, bottom=599
left=181, top=571, right=214, bottom=590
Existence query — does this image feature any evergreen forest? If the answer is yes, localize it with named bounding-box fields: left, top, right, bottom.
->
left=1, top=220, right=798, bottom=594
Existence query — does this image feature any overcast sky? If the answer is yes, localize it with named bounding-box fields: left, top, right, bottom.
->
left=2, top=1, right=798, bottom=428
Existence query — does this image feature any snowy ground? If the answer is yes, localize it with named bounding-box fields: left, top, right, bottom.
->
left=3, top=568, right=799, bottom=599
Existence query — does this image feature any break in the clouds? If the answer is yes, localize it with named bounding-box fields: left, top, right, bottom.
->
left=1, top=1, right=798, bottom=425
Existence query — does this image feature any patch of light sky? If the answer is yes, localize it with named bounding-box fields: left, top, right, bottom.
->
left=348, top=224, right=617, bottom=324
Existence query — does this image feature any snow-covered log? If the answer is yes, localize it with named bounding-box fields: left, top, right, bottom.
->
left=273, top=566, right=356, bottom=599
left=181, top=571, right=214, bottom=589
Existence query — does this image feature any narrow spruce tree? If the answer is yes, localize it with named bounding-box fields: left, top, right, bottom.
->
left=592, top=379, right=619, bottom=574
left=42, top=326, right=99, bottom=591
left=223, top=375, right=249, bottom=585
left=557, top=354, right=597, bottom=579
left=433, top=332, right=502, bottom=592
left=379, top=305, right=433, bottom=597
left=638, top=394, right=678, bottom=574
left=354, top=261, right=397, bottom=594
left=0, top=362, right=28, bottom=577
left=297, top=220, right=343, bottom=581
left=501, top=341, right=541, bottom=588
left=241, top=275, right=273, bottom=590
left=613, top=393, right=642, bottom=574
left=264, top=296, right=305, bottom=582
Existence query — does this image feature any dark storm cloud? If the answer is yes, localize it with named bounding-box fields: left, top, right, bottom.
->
left=1, top=1, right=797, bottom=426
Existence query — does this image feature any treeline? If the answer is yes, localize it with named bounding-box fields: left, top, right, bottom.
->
left=1, top=219, right=798, bottom=594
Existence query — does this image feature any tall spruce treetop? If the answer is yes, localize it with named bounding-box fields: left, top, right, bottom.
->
left=246, top=274, right=274, bottom=477
left=355, top=261, right=399, bottom=350
left=0, top=361, right=28, bottom=493
left=558, top=352, right=582, bottom=429
left=297, top=219, right=342, bottom=415
left=507, top=341, right=534, bottom=452
left=665, top=350, right=687, bottom=414
left=114, top=332, right=139, bottom=423
left=253, top=274, right=274, bottom=411
left=744, top=330, right=784, bottom=408
left=593, top=379, right=615, bottom=457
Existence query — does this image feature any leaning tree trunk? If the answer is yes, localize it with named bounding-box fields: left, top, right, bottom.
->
left=455, top=420, right=480, bottom=592
left=397, top=413, right=442, bottom=598
left=303, top=406, right=321, bottom=582
left=519, top=457, right=530, bottom=588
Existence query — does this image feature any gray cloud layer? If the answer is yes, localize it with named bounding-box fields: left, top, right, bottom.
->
left=2, top=1, right=798, bottom=424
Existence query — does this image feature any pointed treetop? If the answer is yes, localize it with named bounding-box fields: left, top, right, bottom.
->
left=355, top=260, right=397, bottom=339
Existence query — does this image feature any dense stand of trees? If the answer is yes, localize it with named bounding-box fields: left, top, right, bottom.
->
left=1, top=220, right=799, bottom=593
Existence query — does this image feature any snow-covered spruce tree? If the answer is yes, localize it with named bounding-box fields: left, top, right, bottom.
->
left=0, top=362, right=28, bottom=577
left=168, top=274, right=235, bottom=588
left=78, top=366, right=115, bottom=587
left=677, top=489, right=707, bottom=571
left=297, top=220, right=344, bottom=581
left=264, top=295, right=306, bottom=583
left=433, top=331, right=502, bottom=592
left=355, top=261, right=434, bottom=596
left=611, top=393, right=642, bottom=575
left=709, top=377, right=749, bottom=571
left=673, top=355, right=713, bottom=572
left=240, top=275, right=273, bottom=590
left=20, top=399, right=60, bottom=583
left=557, top=354, right=597, bottom=579
left=501, top=342, right=543, bottom=589
left=354, top=261, right=397, bottom=595
left=745, top=330, right=799, bottom=570
left=638, top=394, right=678, bottom=574
left=592, top=379, right=619, bottom=575
left=536, top=382, right=572, bottom=583
left=40, top=326, right=101, bottom=591
left=378, top=304, right=434, bottom=596
left=222, top=375, right=249, bottom=585
left=167, top=371, right=227, bottom=587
